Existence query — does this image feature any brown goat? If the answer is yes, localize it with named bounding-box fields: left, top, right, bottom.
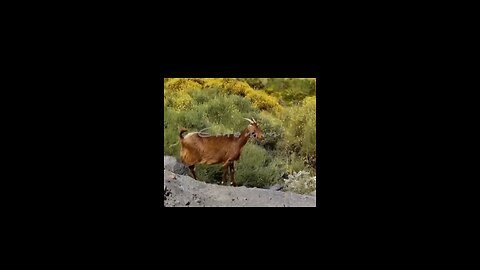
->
left=179, top=118, right=264, bottom=186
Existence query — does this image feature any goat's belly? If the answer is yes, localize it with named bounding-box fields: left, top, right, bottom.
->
left=200, top=159, right=222, bottom=165
left=198, top=151, right=228, bottom=165
left=180, top=151, right=201, bottom=166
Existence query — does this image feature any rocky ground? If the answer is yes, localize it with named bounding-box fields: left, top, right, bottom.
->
left=164, top=156, right=316, bottom=207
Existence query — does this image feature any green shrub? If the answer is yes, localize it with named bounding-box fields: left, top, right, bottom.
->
left=263, top=78, right=316, bottom=106
left=255, top=111, right=284, bottom=151
left=275, top=96, right=316, bottom=175
left=300, top=97, right=316, bottom=160
left=195, top=164, right=224, bottom=185
left=188, top=88, right=219, bottom=105
left=278, top=153, right=305, bottom=175
left=164, top=132, right=180, bottom=157
left=164, top=112, right=180, bottom=158
left=230, top=94, right=255, bottom=114
left=235, top=144, right=282, bottom=188
left=239, top=78, right=266, bottom=89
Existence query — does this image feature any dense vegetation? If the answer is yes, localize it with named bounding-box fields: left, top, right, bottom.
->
left=164, top=78, right=316, bottom=193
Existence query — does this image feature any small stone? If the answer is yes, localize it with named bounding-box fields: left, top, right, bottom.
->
left=186, top=201, right=190, bottom=205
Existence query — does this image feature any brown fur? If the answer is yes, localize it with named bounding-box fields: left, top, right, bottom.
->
left=179, top=121, right=264, bottom=186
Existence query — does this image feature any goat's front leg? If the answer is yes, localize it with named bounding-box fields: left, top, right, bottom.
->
left=222, top=160, right=235, bottom=185
left=221, top=163, right=230, bottom=185
left=229, top=162, right=236, bottom=187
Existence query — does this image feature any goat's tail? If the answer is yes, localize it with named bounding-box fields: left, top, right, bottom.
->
left=179, top=128, right=188, bottom=139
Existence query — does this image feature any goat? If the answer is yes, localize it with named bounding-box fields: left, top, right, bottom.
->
left=179, top=117, right=264, bottom=186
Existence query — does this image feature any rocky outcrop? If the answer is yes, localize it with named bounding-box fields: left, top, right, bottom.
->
left=163, top=170, right=316, bottom=207
left=163, top=156, right=190, bottom=176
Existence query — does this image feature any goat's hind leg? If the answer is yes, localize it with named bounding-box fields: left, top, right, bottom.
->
left=188, top=165, right=198, bottom=180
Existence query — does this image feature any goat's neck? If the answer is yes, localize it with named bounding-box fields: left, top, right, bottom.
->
left=238, top=127, right=251, bottom=147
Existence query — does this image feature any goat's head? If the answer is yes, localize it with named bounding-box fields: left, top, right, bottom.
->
left=243, top=117, right=264, bottom=140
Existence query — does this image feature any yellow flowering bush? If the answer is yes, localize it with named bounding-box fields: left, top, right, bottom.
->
left=245, top=90, right=281, bottom=112
left=165, top=78, right=202, bottom=92
left=171, top=91, right=193, bottom=110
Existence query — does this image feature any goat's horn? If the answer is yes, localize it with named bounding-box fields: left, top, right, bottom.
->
left=252, top=117, right=257, bottom=123
left=243, top=118, right=254, bottom=124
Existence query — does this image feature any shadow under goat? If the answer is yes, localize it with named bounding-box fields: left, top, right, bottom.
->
left=178, top=117, right=264, bottom=186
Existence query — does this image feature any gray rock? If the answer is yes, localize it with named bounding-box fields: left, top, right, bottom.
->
left=269, top=184, right=284, bottom=191
left=163, top=170, right=315, bottom=207
left=164, top=156, right=190, bottom=175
